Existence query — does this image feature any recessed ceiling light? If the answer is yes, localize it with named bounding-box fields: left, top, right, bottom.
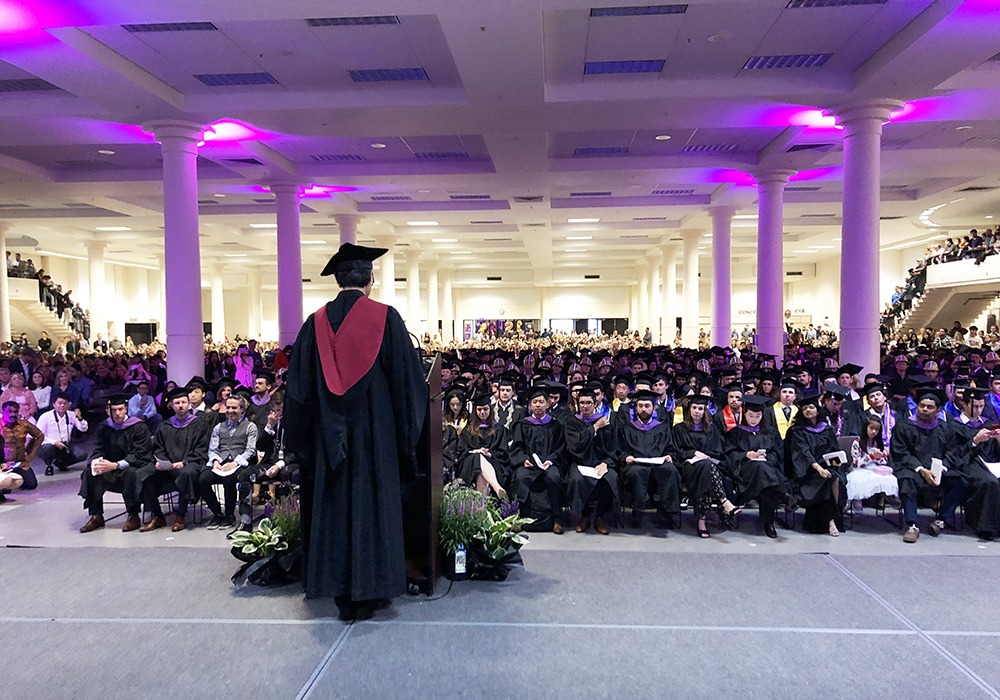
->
left=708, top=31, right=731, bottom=44
left=733, top=214, right=758, bottom=220
left=449, top=251, right=471, bottom=255
left=955, top=125, right=973, bottom=131
left=654, top=135, right=671, bottom=141
left=302, top=240, right=328, bottom=245
left=432, top=238, right=459, bottom=243
left=568, top=218, right=600, bottom=223
left=566, top=236, right=592, bottom=240
left=808, top=245, right=833, bottom=249
left=407, top=221, right=439, bottom=227
left=418, top=189, right=430, bottom=193
left=565, top=248, right=588, bottom=252
left=225, top=254, right=248, bottom=258
left=986, top=215, right=994, bottom=219
left=214, top=194, right=226, bottom=198
left=95, top=226, right=131, bottom=231
left=98, top=149, right=115, bottom=155
left=249, top=223, right=277, bottom=229
left=370, top=142, right=387, bottom=149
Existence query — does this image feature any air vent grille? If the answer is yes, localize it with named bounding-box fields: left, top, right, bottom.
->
left=786, top=143, right=834, bottom=152
left=486, top=276, right=502, bottom=281
left=306, top=16, right=399, bottom=26
left=651, top=188, right=695, bottom=195
left=584, top=274, right=601, bottom=279
left=123, top=22, right=218, bottom=32
left=348, top=67, right=428, bottom=82
left=743, top=54, right=831, bottom=70
left=800, top=213, right=836, bottom=218
left=620, top=234, right=649, bottom=239
left=879, top=216, right=904, bottom=220
left=786, top=271, right=804, bottom=277
left=310, top=153, right=366, bottom=162
left=573, top=147, right=628, bottom=157
left=449, top=194, right=491, bottom=200
left=370, top=195, right=412, bottom=201
left=414, top=151, right=469, bottom=160
left=253, top=198, right=275, bottom=203
left=585, top=60, right=664, bottom=74
left=957, top=186, right=998, bottom=192
left=787, top=0, right=886, bottom=7
left=590, top=5, right=687, bottom=16
left=570, top=191, right=612, bottom=197
left=471, top=220, right=504, bottom=224
left=224, top=158, right=263, bottom=165
left=484, top=237, right=512, bottom=242
left=522, top=223, right=547, bottom=228
left=195, top=73, right=278, bottom=86
left=785, top=186, right=821, bottom=192
left=0, top=203, right=30, bottom=209
left=633, top=217, right=667, bottom=221
left=513, top=196, right=544, bottom=203
left=682, top=144, right=737, bottom=153
left=880, top=184, right=910, bottom=190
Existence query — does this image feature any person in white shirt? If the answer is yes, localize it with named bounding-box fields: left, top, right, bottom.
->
left=37, top=393, right=89, bottom=476
left=127, top=381, right=162, bottom=435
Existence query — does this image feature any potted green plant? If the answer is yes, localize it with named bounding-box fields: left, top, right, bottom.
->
left=230, top=495, right=303, bottom=587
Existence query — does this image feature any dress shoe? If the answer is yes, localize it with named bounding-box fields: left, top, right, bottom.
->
left=575, top=516, right=591, bottom=533
left=79, top=515, right=105, bottom=533
left=139, top=514, right=166, bottom=532
left=552, top=518, right=565, bottom=535
left=121, top=514, right=141, bottom=532
left=44, top=466, right=54, bottom=476
left=171, top=515, right=187, bottom=532
left=205, top=515, right=226, bottom=530
left=594, top=517, right=610, bottom=535
left=763, top=522, right=778, bottom=539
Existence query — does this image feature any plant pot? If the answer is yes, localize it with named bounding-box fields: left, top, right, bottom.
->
left=466, top=541, right=524, bottom=582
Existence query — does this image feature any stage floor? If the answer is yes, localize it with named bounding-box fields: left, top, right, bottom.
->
left=2, top=464, right=999, bottom=699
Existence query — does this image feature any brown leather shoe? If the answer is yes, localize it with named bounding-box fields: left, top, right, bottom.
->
left=594, top=517, right=610, bottom=536
left=171, top=515, right=186, bottom=532
left=575, top=516, right=591, bottom=533
left=552, top=518, right=565, bottom=535
left=79, top=515, right=105, bottom=533
left=139, top=514, right=166, bottom=532
left=121, top=514, right=141, bottom=533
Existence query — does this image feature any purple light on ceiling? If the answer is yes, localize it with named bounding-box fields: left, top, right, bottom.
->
left=706, top=169, right=756, bottom=187
left=788, top=109, right=843, bottom=131
left=249, top=184, right=362, bottom=198
left=203, top=119, right=262, bottom=143
left=0, top=1, right=92, bottom=47
left=789, top=166, right=841, bottom=182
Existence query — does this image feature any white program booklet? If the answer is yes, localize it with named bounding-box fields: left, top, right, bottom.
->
left=577, top=465, right=601, bottom=479
left=634, top=456, right=667, bottom=465
left=929, top=457, right=947, bottom=485
left=822, top=451, right=848, bottom=468
left=531, top=453, right=548, bottom=471
left=980, top=458, right=1000, bottom=479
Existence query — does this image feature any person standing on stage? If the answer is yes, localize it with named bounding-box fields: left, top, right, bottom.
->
left=285, top=243, right=427, bottom=620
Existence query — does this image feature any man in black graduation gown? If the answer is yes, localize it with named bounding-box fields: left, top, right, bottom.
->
left=616, top=389, right=679, bottom=529
left=947, top=387, right=1000, bottom=540
left=890, top=389, right=966, bottom=543
left=508, top=386, right=566, bottom=534
left=492, top=372, right=524, bottom=431
left=138, top=386, right=213, bottom=532
left=285, top=243, right=427, bottom=619
left=565, top=387, right=620, bottom=534
left=78, top=394, right=153, bottom=533
left=822, top=384, right=863, bottom=438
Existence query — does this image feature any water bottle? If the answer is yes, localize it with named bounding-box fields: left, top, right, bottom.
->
left=455, top=544, right=467, bottom=575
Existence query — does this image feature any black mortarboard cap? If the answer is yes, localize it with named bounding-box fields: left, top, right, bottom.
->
left=470, top=391, right=493, bottom=407
left=794, top=393, right=822, bottom=409
left=629, top=389, right=658, bottom=403
left=107, top=394, right=129, bottom=407
left=916, top=388, right=947, bottom=407
left=526, top=385, right=549, bottom=402
left=957, top=385, right=986, bottom=402
left=687, top=394, right=711, bottom=406
left=166, top=386, right=190, bottom=402
left=836, top=364, right=863, bottom=378
left=320, top=242, right=387, bottom=277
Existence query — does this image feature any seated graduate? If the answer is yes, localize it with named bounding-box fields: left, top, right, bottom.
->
left=79, top=394, right=153, bottom=533
left=200, top=393, right=259, bottom=530
left=822, top=383, right=863, bottom=439
left=847, top=414, right=898, bottom=511
left=545, top=382, right=574, bottom=424
left=616, top=388, right=680, bottom=530
left=890, top=388, right=966, bottom=543
left=786, top=393, right=846, bottom=537
left=565, top=387, right=620, bottom=535
left=441, top=384, right=468, bottom=482
left=712, top=382, right=744, bottom=433
left=671, top=394, right=742, bottom=538
left=864, top=382, right=901, bottom=447
left=456, top=391, right=510, bottom=500
left=769, top=378, right=800, bottom=440
left=232, top=398, right=298, bottom=537
left=139, top=386, right=213, bottom=533
left=947, top=386, right=1000, bottom=540
left=722, top=394, right=787, bottom=539
left=492, top=372, right=524, bottom=431
left=508, top=386, right=566, bottom=534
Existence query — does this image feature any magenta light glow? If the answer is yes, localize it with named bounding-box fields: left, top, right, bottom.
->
left=0, top=1, right=92, bottom=47
left=251, top=184, right=361, bottom=198
left=707, top=169, right=756, bottom=187
left=203, top=120, right=262, bottom=143
left=789, top=166, right=842, bottom=182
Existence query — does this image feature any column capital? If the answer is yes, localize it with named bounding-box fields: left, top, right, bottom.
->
left=420, top=253, right=440, bottom=266
left=708, top=206, right=736, bottom=221
left=85, top=238, right=108, bottom=251
left=334, top=213, right=361, bottom=225
left=141, top=120, right=207, bottom=144
left=679, top=228, right=703, bottom=242
left=830, top=98, right=905, bottom=127
left=753, top=169, right=796, bottom=186
left=647, top=248, right=663, bottom=262
left=374, top=235, right=398, bottom=247
left=0, top=222, right=10, bottom=238
left=268, top=182, right=302, bottom=196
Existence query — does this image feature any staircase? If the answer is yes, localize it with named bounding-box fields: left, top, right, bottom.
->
left=897, top=257, right=1000, bottom=332
left=11, top=298, right=75, bottom=342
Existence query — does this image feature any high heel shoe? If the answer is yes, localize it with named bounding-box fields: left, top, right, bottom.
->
left=722, top=505, right=742, bottom=529
left=696, top=519, right=711, bottom=538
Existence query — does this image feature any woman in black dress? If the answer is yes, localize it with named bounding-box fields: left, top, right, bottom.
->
left=723, top=394, right=787, bottom=538
left=786, top=393, right=846, bottom=536
left=456, top=392, right=509, bottom=499
left=671, top=395, right=742, bottom=538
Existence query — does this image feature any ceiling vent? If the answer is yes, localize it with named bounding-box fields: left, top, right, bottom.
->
left=61, top=202, right=99, bottom=208
left=471, top=220, right=504, bottom=224
left=786, top=0, right=886, bottom=7
left=785, top=271, right=804, bottom=277
left=880, top=184, right=910, bottom=190
left=414, top=151, right=469, bottom=160
left=0, top=203, right=30, bottom=209
left=620, top=234, right=649, bottom=239
left=962, top=136, right=1000, bottom=148
left=224, top=158, right=263, bottom=165
left=584, top=274, right=601, bottom=279
left=123, top=22, right=218, bottom=32
left=370, top=195, right=412, bottom=201
left=0, top=78, right=60, bottom=93
left=682, top=144, right=737, bottom=153
left=880, top=139, right=911, bottom=150
left=651, top=188, right=695, bottom=195
left=957, top=186, right=998, bottom=192
left=449, top=194, right=491, bottom=200
left=800, top=213, right=836, bottom=218
left=198, top=199, right=219, bottom=205
left=522, top=223, right=547, bottom=228
left=195, top=73, right=278, bottom=86
left=310, top=153, right=366, bottom=162
left=584, top=60, right=664, bottom=75
left=743, top=54, right=831, bottom=69
left=348, top=67, right=428, bottom=82
left=633, top=216, right=667, bottom=221
left=312, top=222, right=338, bottom=227
left=786, top=143, right=835, bottom=153
left=879, top=215, right=904, bottom=220
left=253, top=198, right=275, bottom=203
left=306, top=16, right=399, bottom=26
left=513, top=196, right=544, bottom=203
left=785, top=186, right=821, bottom=192
left=573, top=147, right=628, bottom=157
left=486, top=276, right=502, bottom=281
left=484, top=237, right=513, bottom=242
left=590, top=5, right=687, bottom=16
left=570, top=191, right=612, bottom=197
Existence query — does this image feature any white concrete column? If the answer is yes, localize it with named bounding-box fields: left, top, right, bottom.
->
left=425, top=259, right=439, bottom=340
left=75, top=259, right=90, bottom=311
left=111, top=266, right=126, bottom=341
left=272, top=183, right=303, bottom=349
left=247, top=270, right=262, bottom=340
left=648, top=251, right=662, bottom=342
left=754, top=170, right=795, bottom=364
left=211, top=266, right=226, bottom=341
left=662, top=244, right=677, bottom=344
left=143, top=120, right=206, bottom=384
left=406, top=245, right=421, bottom=334
left=837, top=100, right=903, bottom=375
left=86, top=239, right=108, bottom=342
left=155, top=254, right=166, bottom=341
left=375, top=236, right=397, bottom=308
left=133, top=267, right=149, bottom=326
left=710, top=207, right=735, bottom=349
left=0, top=224, right=10, bottom=344
left=638, top=265, right=650, bottom=337
left=145, top=268, right=159, bottom=324
left=681, top=229, right=702, bottom=348
left=335, top=214, right=359, bottom=246
left=441, top=268, right=455, bottom=342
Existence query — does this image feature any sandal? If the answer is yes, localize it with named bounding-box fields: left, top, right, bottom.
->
left=697, top=519, right=711, bottom=538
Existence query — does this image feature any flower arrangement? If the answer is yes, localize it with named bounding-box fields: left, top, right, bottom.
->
left=230, top=518, right=289, bottom=558
left=479, top=498, right=533, bottom=560
left=266, top=495, right=301, bottom=549
left=440, top=482, right=535, bottom=568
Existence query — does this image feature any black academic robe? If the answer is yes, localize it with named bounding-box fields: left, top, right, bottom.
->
left=723, top=425, right=787, bottom=503
left=507, top=416, right=565, bottom=523
left=285, top=290, right=428, bottom=602
left=670, top=423, right=725, bottom=503
left=948, top=418, right=1000, bottom=537
left=142, top=418, right=213, bottom=503
left=786, top=422, right=843, bottom=507
left=828, top=404, right=864, bottom=440
left=616, top=419, right=680, bottom=514
left=564, top=415, right=620, bottom=514
left=442, top=424, right=459, bottom=483
left=889, top=416, right=953, bottom=501
left=455, top=424, right=510, bottom=489
left=80, top=420, right=153, bottom=510
left=493, top=402, right=524, bottom=432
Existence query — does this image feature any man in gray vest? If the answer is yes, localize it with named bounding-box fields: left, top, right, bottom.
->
left=199, top=394, right=258, bottom=529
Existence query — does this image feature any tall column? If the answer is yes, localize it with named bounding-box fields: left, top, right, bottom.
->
left=375, top=236, right=397, bottom=308
left=211, top=267, right=226, bottom=341
left=425, top=259, right=439, bottom=340
left=112, top=266, right=126, bottom=341
left=638, top=265, right=650, bottom=337
left=662, top=245, right=677, bottom=344
left=272, top=183, right=303, bottom=349
left=155, top=254, right=166, bottom=341
left=406, top=245, right=421, bottom=333
left=144, top=120, right=205, bottom=384
left=75, top=259, right=90, bottom=312
left=335, top=214, right=359, bottom=246
left=710, top=207, right=735, bottom=349
left=247, top=270, right=262, bottom=340
left=0, top=224, right=10, bottom=344
left=648, top=252, right=662, bottom=342
left=681, top=230, right=701, bottom=348
left=837, top=100, right=903, bottom=375
left=754, top=170, right=795, bottom=364
left=442, top=269, right=455, bottom=342
left=86, top=239, right=108, bottom=343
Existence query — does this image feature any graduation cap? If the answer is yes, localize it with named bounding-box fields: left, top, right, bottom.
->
left=674, top=384, right=694, bottom=400
left=687, top=394, right=711, bottom=406
left=823, top=384, right=851, bottom=400
left=742, top=394, right=771, bottom=411
left=444, top=387, right=467, bottom=403
left=255, top=371, right=276, bottom=385
left=861, top=382, right=887, bottom=398
left=611, top=374, right=632, bottom=388
left=186, top=377, right=208, bottom=393
left=779, top=378, right=804, bottom=392
left=915, top=388, right=947, bottom=407
left=320, top=242, right=387, bottom=277
left=215, top=378, right=237, bottom=393
left=957, top=385, right=987, bottom=402
left=568, top=381, right=586, bottom=393
left=232, top=387, right=253, bottom=403
left=498, top=371, right=521, bottom=387
left=525, top=385, right=549, bottom=402
left=470, top=391, right=493, bottom=407
left=634, top=372, right=655, bottom=388
left=577, top=387, right=599, bottom=401
left=166, top=386, right=190, bottom=402
left=628, top=389, right=658, bottom=403
left=836, top=364, right=863, bottom=378
left=721, top=381, right=743, bottom=395
left=794, top=393, right=822, bottom=409
left=585, top=379, right=609, bottom=395
left=106, top=393, right=130, bottom=407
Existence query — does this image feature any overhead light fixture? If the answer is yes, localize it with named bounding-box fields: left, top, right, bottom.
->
left=407, top=221, right=439, bottom=227
left=370, top=142, right=387, bottom=149
left=987, top=215, right=994, bottom=219
left=418, top=189, right=430, bottom=193
left=432, top=238, right=459, bottom=243
left=568, top=218, right=600, bottom=224
left=792, top=249, right=813, bottom=254
left=36, top=250, right=87, bottom=261
left=956, top=125, right=973, bottom=131
left=214, top=193, right=226, bottom=198
left=565, top=248, right=588, bottom=252
left=449, top=251, right=472, bottom=255
left=566, top=236, right=592, bottom=240
left=704, top=233, right=713, bottom=238
left=225, top=254, right=248, bottom=258
left=249, top=223, right=277, bottom=229
left=654, top=135, right=671, bottom=141
left=98, top=149, right=115, bottom=155
left=95, top=226, right=131, bottom=231
left=302, top=240, right=328, bottom=245
left=808, top=245, right=833, bottom=249
left=733, top=214, right=758, bottom=220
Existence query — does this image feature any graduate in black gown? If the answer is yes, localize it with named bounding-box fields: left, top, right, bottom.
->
left=616, top=389, right=680, bottom=529
left=565, top=387, right=620, bottom=534
left=671, top=395, right=742, bottom=538
left=947, top=387, right=1000, bottom=540
left=508, top=386, right=566, bottom=534
left=890, top=389, right=966, bottom=543
left=456, top=392, right=510, bottom=499
left=722, top=394, right=787, bottom=538
left=285, top=243, right=428, bottom=618
left=786, top=393, right=845, bottom=536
